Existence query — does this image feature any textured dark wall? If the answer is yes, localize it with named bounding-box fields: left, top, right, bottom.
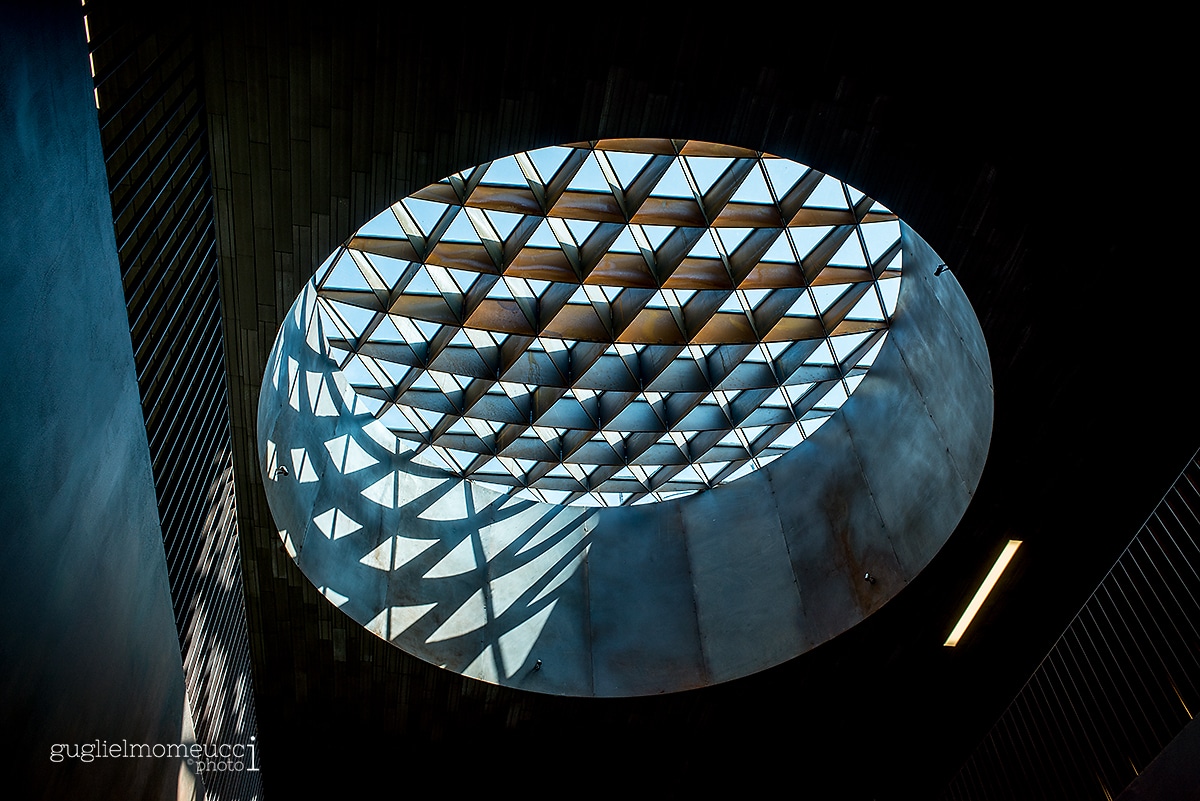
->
left=85, top=4, right=262, bottom=798
left=0, top=3, right=195, bottom=799
left=199, top=7, right=1199, bottom=798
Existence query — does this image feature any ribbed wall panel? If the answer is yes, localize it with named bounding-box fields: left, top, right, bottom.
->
left=943, top=453, right=1200, bottom=800
left=85, top=3, right=262, bottom=799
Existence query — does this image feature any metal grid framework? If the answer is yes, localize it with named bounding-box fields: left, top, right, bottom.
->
left=312, top=138, right=903, bottom=507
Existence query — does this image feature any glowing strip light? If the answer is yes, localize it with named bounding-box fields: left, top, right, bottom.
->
left=944, top=539, right=1022, bottom=647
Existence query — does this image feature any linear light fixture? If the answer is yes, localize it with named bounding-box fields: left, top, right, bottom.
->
left=944, top=539, right=1023, bottom=647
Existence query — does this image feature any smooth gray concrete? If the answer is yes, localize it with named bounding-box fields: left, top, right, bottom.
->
left=0, top=4, right=198, bottom=798
left=259, top=223, right=993, bottom=696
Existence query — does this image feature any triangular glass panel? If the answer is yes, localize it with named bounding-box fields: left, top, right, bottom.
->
left=774, top=424, right=803, bottom=448
left=641, top=224, right=676, bottom=250
left=362, top=252, right=410, bottom=287
left=788, top=225, right=832, bottom=261
left=649, top=158, right=694, bottom=199
left=729, top=163, right=774, bottom=204
left=370, top=315, right=406, bottom=342
left=526, top=217, right=560, bottom=249
left=447, top=267, right=480, bottom=295
left=762, top=388, right=788, bottom=407
left=568, top=285, right=591, bottom=306
left=341, top=354, right=378, bottom=387
left=404, top=266, right=441, bottom=295
left=763, top=157, right=808, bottom=201
left=684, top=156, right=732, bottom=195
left=811, top=283, right=847, bottom=313
left=414, top=319, right=442, bottom=339
left=380, top=405, right=415, bottom=431
left=803, top=340, right=837, bottom=366
left=357, top=208, right=407, bottom=239
left=742, top=288, right=770, bottom=309
left=719, top=292, right=743, bottom=313
left=765, top=340, right=790, bottom=358
left=801, top=416, right=829, bottom=437
left=857, top=333, right=888, bottom=367
left=410, top=371, right=440, bottom=390
left=378, top=360, right=411, bottom=385
left=830, top=233, right=868, bottom=267
left=403, top=198, right=451, bottom=237
left=440, top=207, right=482, bottom=244
left=327, top=300, right=376, bottom=337
left=804, top=175, right=849, bottom=209
left=716, top=227, right=755, bottom=254
left=605, top=150, right=653, bottom=189
left=761, top=233, right=798, bottom=263
left=566, top=152, right=611, bottom=193
left=564, top=217, right=600, bottom=246
left=446, top=412, right=472, bottom=431
left=878, top=278, right=901, bottom=316
left=687, top=230, right=722, bottom=259
left=486, top=278, right=515, bottom=300
left=816, top=380, right=849, bottom=409
left=835, top=328, right=873, bottom=359
left=860, top=220, right=901, bottom=262
left=608, top=225, right=641, bottom=254
left=527, top=145, right=575, bottom=184
left=481, top=155, right=529, bottom=187
left=322, top=250, right=369, bottom=289
left=485, top=209, right=525, bottom=242
left=846, top=289, right=886, bottom=322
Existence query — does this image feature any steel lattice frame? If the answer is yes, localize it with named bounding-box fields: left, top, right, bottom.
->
left=312, top=138, right=903, bottom=507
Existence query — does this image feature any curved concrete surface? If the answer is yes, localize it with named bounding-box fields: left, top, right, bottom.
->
left=258, top=223, right=992, bottom=696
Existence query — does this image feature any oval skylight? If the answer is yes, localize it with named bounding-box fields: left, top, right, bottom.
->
left=312, top=138, right=903, bottom=507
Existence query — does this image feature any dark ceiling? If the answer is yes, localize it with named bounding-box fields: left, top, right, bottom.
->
left=195, top=8, right=1197, bottom=797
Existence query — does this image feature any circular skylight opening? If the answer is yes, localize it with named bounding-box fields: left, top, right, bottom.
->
left=259, top=137, right=991, bottom=696
left=314, top=139, right=903, bottom=507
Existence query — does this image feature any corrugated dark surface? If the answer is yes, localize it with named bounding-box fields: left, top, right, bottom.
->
left=86, top=4, right=261, bottom=799
left=944, top=452, right=1200, bottom=800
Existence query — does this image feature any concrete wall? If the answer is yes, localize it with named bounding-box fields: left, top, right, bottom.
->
left=0, top=4, right=198, bottom=798
left=260, top=223, right=992, bottom=696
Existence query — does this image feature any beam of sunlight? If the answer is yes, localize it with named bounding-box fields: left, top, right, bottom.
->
left=499, top=600, right=558, bottom=678
left=323, top=433, right=379, bottom=474
left=426, top=588, right=486, bottom=642
left=361, top=471, right=398, bottom=508
left=490, top=526, right=586, bottom=616
left=366, top=604, right=436, bottom=641
left=463, top=644, right=500, bottom=683
left=422, top=536, right=478, bottom=579
left=319, top=586, right=349, bottom=607
left=358, top=536, right=435, bottom=571
left=313, top=508, right=363, bottom=541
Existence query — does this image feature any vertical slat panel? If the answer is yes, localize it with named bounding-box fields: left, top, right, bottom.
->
left=86, top=3, right=263, bottom=799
